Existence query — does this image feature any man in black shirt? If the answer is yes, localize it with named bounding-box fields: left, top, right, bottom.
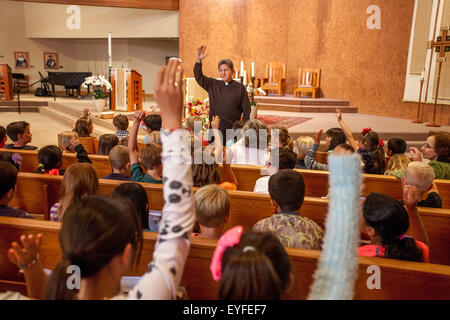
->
left=194, top=45, right=250, bottom=141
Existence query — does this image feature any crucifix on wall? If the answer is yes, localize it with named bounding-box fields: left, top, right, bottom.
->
left=426, top=26, right=450, bottom=127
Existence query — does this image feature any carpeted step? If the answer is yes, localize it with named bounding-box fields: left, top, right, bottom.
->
left=256, top=103, right=357, bottom=113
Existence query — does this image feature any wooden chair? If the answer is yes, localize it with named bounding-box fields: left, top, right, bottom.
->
left=260, top=62, right=286, bottom=96
left=293, top=68, right=321, bottom=98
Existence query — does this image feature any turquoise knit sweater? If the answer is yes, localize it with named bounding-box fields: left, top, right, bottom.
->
left=308, top=154, right=362, bottom=300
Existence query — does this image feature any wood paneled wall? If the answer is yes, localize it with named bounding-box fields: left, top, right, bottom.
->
left=12, top=0, right=178, bottom=10
left=179, top=0, right=450, bottom=124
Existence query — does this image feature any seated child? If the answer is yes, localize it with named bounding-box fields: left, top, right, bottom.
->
left=212, top=228, right=293, bottom=299
left=113, top=114, right=130, bottom=139
left=253, top=147, right=296, bottom=193
left=73, top=116, right=94, bottom=137
left=102, top=145, right=131, bottom=181
left=4, top=121, right=37, bottom=150
left=225, top=120, right=244, bottom=146
left=0, top=152, right=22, bottom=171
left=401, top=161, right=442, bottom=208
left=0, top=126, right=6, bottom=149
left=270, top=126, right=294, bottom=150
left=293, top=136, right=314, bottom=169
left=129, top=110, right=162, bottom=184
left=143, top=114, right=162, bottom=144
left=112, top=182, right=149, bottom=230
left=193, top=184, right=230, bottom=239
left=36, top=146, right=64, bottom=175
left=359, top=192, right=429, bottom=262
left=0, top=161, right=33, bottom=219
left=97, top=134, right=119, bottom=155
left=50, top=163, right=99, bottom=221
left=253, top=169, right=324, bottom=249
left=186, top=115, right=209, bottom=147
left=385, top=137, right=410, bottom=175
left=58, top=131, right=79, bottom=152
left=304, top=128, right=346, bottom=170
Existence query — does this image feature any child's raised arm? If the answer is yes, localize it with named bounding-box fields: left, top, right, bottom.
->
left=128, top=58, right=196, bottom=300
left=129, top=110, right=146, bottom=165
left=336, top=107, right=358, bottom=150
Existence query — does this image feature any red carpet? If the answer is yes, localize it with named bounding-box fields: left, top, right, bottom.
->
left=257, top=115, right=312, bottom=129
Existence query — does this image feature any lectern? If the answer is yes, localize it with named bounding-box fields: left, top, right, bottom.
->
left=110, top=68, right=142, bottom=112
left=0, top=64, right=13, bottom=101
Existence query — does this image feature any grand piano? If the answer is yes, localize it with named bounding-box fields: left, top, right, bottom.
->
left=47, top=71, right=92, bottom=99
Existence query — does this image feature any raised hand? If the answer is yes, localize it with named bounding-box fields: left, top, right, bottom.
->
left=133, top=110, right=147, bottom=123
left=409, top=147, right=423, bottom=161
left=69, top=137, right=80, bottom=150
left=403, top=184, right=422, bottom=209
left=155, top=58, right=184, bottom=130
left=211, top=115, right=220, bottom=130
left=7, top=234, right=43, bottom=269
left=336, top=107, right=342, bottom=121
left=197, top=45, right=208, bottom=62
left=313, top=129, right=323, bottom=145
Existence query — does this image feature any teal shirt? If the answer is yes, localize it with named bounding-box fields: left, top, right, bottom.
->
left=130, top=162, right=163, bottom=184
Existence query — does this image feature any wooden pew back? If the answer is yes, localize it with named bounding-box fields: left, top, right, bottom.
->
left=0, top=217, right=449, bottom=300
left=10, top=172, right=450, bottom=266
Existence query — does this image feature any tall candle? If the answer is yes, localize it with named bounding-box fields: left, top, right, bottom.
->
left=251, top=61, right=255, bottom=78
left=240, top=61, right=244, bottom=76
left=108, top=32, right=112, bottom=68
left=243, top=70, right=247, bottom=86
left=235, top=70, right=238, bottom=79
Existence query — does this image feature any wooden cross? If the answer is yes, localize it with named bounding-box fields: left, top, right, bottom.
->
left=426, top=26, right=450, bottom=127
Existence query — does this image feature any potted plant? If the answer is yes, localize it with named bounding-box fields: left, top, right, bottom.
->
left=82, top=75, right=112, bottom=112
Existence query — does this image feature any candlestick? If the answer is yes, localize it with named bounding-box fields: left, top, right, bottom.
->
left=251, top=61, right=255, bottom=78
left=240, top=61, right=244, bottom=76
left=108, top=32, right=112, bottom=68
left=235, top=70, right=238, bottom=79
left=243, top=70, right=247, bottom=86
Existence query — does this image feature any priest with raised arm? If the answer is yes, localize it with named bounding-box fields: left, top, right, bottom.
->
left=194, top=45, right=250, bottom=140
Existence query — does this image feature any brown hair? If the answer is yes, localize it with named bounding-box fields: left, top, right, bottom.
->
left=113, top=114, right=129, bottom=131
left=139, top=143, right=162, bottom=170
left=109, top=145, right=130, bottom=170
left=359, top=130, right=386, bottom=174
left=271, top=126, right=293, bottom=150
left=97, top=134, right=119, bottom=156
left=219, top=232, right=291, bottom=300
left=73, top=117, right=93, bottom=137
left=194, top=184, right=230, bottom=228
left=56, top=163, right=99, bottom=221
left=192, top=151, right=221, bottom=187
left=186, top=116, right=203, bottom=132
left=429, top=131, right=450, bottom=163
left=44, top=195, right=142, bottom=300
left=243, top=119, right=269, bottom=150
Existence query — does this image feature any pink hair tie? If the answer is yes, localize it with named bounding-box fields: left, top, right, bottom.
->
left=210, top=225, right=243, bottom=282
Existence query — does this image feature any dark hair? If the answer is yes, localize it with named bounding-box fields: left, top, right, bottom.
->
left=335, top=143, right=355, bottom=153
left=0, top=152, right=20, bottom=170
left=218, top=59, right=234, bottom=70
left=387, top=138, right=407, bottom=155
left=97, top=134, right=119, bottom=156
left=113, top=115, right=129, bottom=131
left=0, top=126, right=6, bottom=142
left=0, top=161, right=18, bottom=198
left=44, top=195, right=143, bottom=300
left=119, top=137, right=129, bottom=146
left=143, top=114, right=162, bottom=132
left=219, top=232, right=291, bottom=300
left=37, top=145, right=62, bottom=171
left=6, top=121, right=29, bottom=142
left=360, top=130, right=386, bottom=174
left=73, top=117, right=93, bottom=137
left=363, top=193, right=424, bottom=262
left=429, top=131, right=450, bottom=163
left=113, top=182, right=149, bottom=229
left=192, top=151, right=221, bottom=187
left=325, top=128, right=346, bottom=151
left=272, top=147, right=296, bottom=170
left=268, top=169, right=305, bottom=212
left=231, top=120, right=245, bottom=143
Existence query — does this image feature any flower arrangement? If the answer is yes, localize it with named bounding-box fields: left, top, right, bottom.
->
left=184, top=97, right=210, bottom=130
left=82, top=75, right=112, bottom=100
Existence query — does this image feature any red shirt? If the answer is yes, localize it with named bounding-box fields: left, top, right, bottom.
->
left=358, top=240, right=429, bottom=263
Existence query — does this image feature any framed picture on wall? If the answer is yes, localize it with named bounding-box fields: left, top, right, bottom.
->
left=44, top=52, right=58, bottom=69
left=14, top=51, right=30, bottom=69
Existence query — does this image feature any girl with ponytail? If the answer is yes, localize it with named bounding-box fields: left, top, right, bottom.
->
left=359, top=193, right=429, bottom=262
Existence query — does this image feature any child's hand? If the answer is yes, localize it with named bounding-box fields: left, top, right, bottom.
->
left=133, top=110, right=146, bottom=122
left=336, top=107, right=342, bottom=121
left=211, top=116, right=220, bottom=130
left=313, top=129, right=323, bottom=145
left=155, top=58, right=184, bottom=130
left=403, top=184, right=422, bottom=209
left=409, top=147, right=422, bottom=161
left=7, top=234, right=42, bottom=268
left=70, top=137, right=80, bottom=150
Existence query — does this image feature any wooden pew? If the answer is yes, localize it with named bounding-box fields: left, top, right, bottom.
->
left=0, top=217, right=449, bottom=300
left=4, top=148, right=449, bottom=209
left=10, top=172, right=450, bottom=266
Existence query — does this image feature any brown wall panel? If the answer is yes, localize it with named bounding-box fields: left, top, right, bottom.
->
left=12, top=0, right=178, bottom=10
left=180, top=0, right=450, bottom=124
